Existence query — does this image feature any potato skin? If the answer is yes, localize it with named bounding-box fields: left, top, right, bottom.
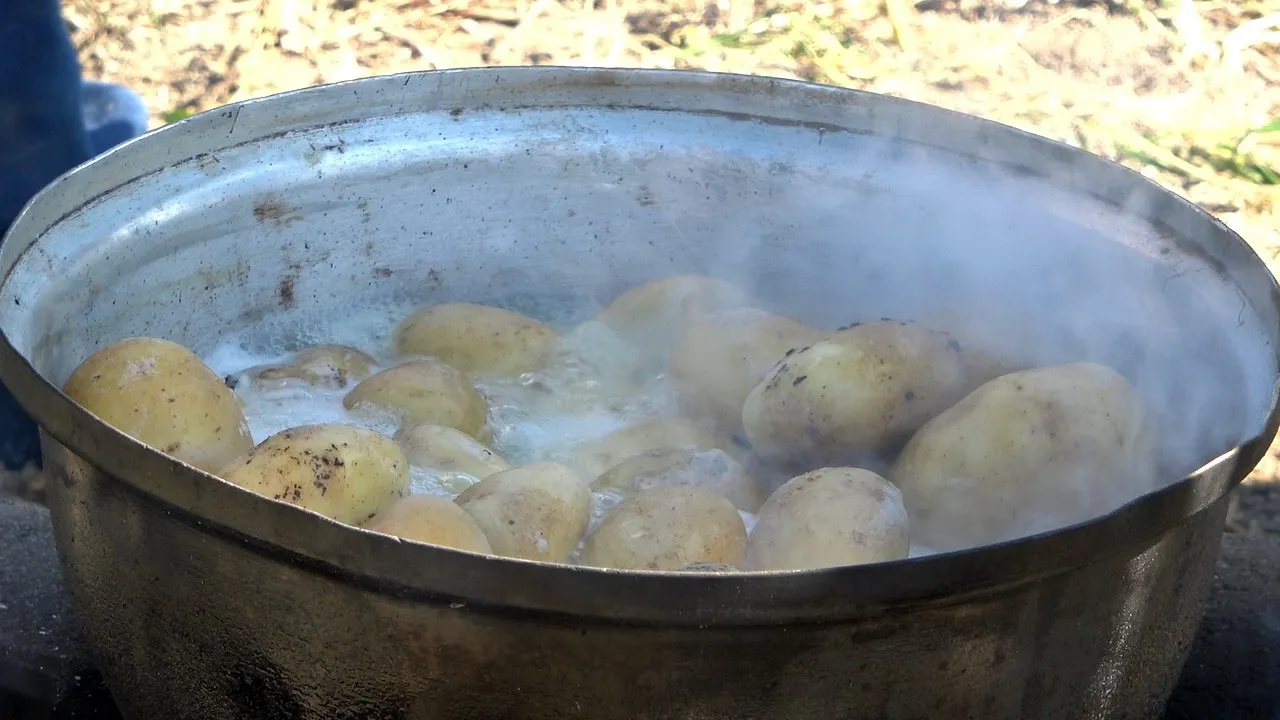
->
left=741, top=320, right=970, bottom=468
left=63, top=337, right=253, bottom=473
left=744, top=467, right=909, bottom=571
left=343, top=359, right=488, bottom=437
left=670, top=305, right=821, bottom=433
left=594, top=275, right=752, bottom=364
left=565, top=418, right=726, bottom=479
left=394, top=302, right=559, bottom=378
left=592, top=447, right=765, bottom=513
left=580, top=485, right=747, bottom=571
left=363, top=495, right=493, bottom=554
left=230, top=344, right=378, bottom=391
left=890, top=361, right=1157, bottom=552
left=394, top=423, right=510, bottom=479
left=220, top=423, right=410, bottom=525
left=454, top=461, right=591, bottom=563
left=252, top=344, right=378, bottom=387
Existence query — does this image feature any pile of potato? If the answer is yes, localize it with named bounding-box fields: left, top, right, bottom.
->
left=61, top=273, right=1159, bottom=572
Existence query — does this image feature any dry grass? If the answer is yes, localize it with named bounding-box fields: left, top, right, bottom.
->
left=53, top=0, right=1280, bottom=532
left=63, top=0, right=1280, bottom=243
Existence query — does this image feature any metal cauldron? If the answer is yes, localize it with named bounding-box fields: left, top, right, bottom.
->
left=1, top=67, right=1277, bottom=719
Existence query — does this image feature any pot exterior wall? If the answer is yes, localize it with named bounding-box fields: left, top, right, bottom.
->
left=45, top=436, right=1221, bottom=720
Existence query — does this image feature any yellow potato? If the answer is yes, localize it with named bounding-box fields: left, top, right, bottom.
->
left=343, top=359, right=488, bottom=438
left=395, top=302, right=559, bottom=378
left=580, top=485, right=747, bottom=571
left=743, top=467, right=909, bottom=571
left=63, top=337, right=253, bottom=473
left=261, top=344, right=378, bottom=386
left=890, top=362, right=1158, bottom=552
left=594, top=274, right=752, bottom=363
left=229, top=344, right=378, bottom=391
left=363, top=495, right=493, bottom=554
left=669, top=305, right=822, bottom=433
left=220, top=423, right=409, bottom=525
left=454, top=461, right=591, bottom=563
left=394, top=424, right=511, bottom=480
left=741, top=320, right=970, bottom=468
left=565, top=418, right=726, bottom=479
left=592, top=447, right=766, bottom=513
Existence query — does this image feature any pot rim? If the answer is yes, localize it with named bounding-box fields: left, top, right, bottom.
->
left=3, top=66, right=1278, bottom=625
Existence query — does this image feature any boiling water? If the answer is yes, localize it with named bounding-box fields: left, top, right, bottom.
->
left=204, top=295, right=962, bottom=559
left=206, top=300, right=761, bottom=537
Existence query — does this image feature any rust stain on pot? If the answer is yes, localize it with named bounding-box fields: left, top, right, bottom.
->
left=279, top=278, right=294, bottom=308
left=253, top=196, right=301, bottom=227
left=279, top=263, right=302, bottom=309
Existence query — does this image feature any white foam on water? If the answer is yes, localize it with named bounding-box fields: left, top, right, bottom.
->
left=206, top=297, right=687, bottom=523
left=589, top=488, right=628, bottom=532
left=409, top=465, right=480, bottom=497
left=204, top=296, right=900, bottom=571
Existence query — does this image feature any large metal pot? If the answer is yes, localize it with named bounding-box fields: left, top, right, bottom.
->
left=1, top=67, right=1277, bottom=720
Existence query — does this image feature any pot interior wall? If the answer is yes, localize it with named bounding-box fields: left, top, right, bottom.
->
left=0, top=72, right=1274, bottom=483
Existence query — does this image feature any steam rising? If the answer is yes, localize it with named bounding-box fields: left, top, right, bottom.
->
left=608, top=135, right=1263, bottom=487
left=8, top=102, right=1273, bottom=538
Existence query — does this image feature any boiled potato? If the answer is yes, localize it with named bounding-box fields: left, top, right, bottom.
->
left=890, top=361, right=1158, bottom=552
left=270, top=344, right=376, bottom=385
left=228, top=344, right=378, bottom=390
left=343, top=359, right=488, bottom=438
left=580, top=485, right=747, bottom=571
left=221, top=423, right=409, bottom=525
left=565, top=418, right=726, bottom=479
left=595, top=275, right=752, bottom=364
left=63, top=337, right=253, bottom=473
left=395, top=302, right=559, bottom=378
left=741, top=320, right=970, bottom=468
left=454, top=461, right=590, bottom=563
left=363, top=495, right=493, bottom=554
left=670, top=305, right=821, bottom=433
left=593, top=447, right=765, bottom=513
left=394, top=423, right=511, bottom=480
left=743, top=467, right=909, bottom=571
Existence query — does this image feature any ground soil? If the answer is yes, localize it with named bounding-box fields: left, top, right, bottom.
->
left=10, top=0, right=1280, bottom=533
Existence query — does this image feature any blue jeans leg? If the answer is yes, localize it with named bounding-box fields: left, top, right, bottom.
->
left=0, top=0, right=146, bottom=469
